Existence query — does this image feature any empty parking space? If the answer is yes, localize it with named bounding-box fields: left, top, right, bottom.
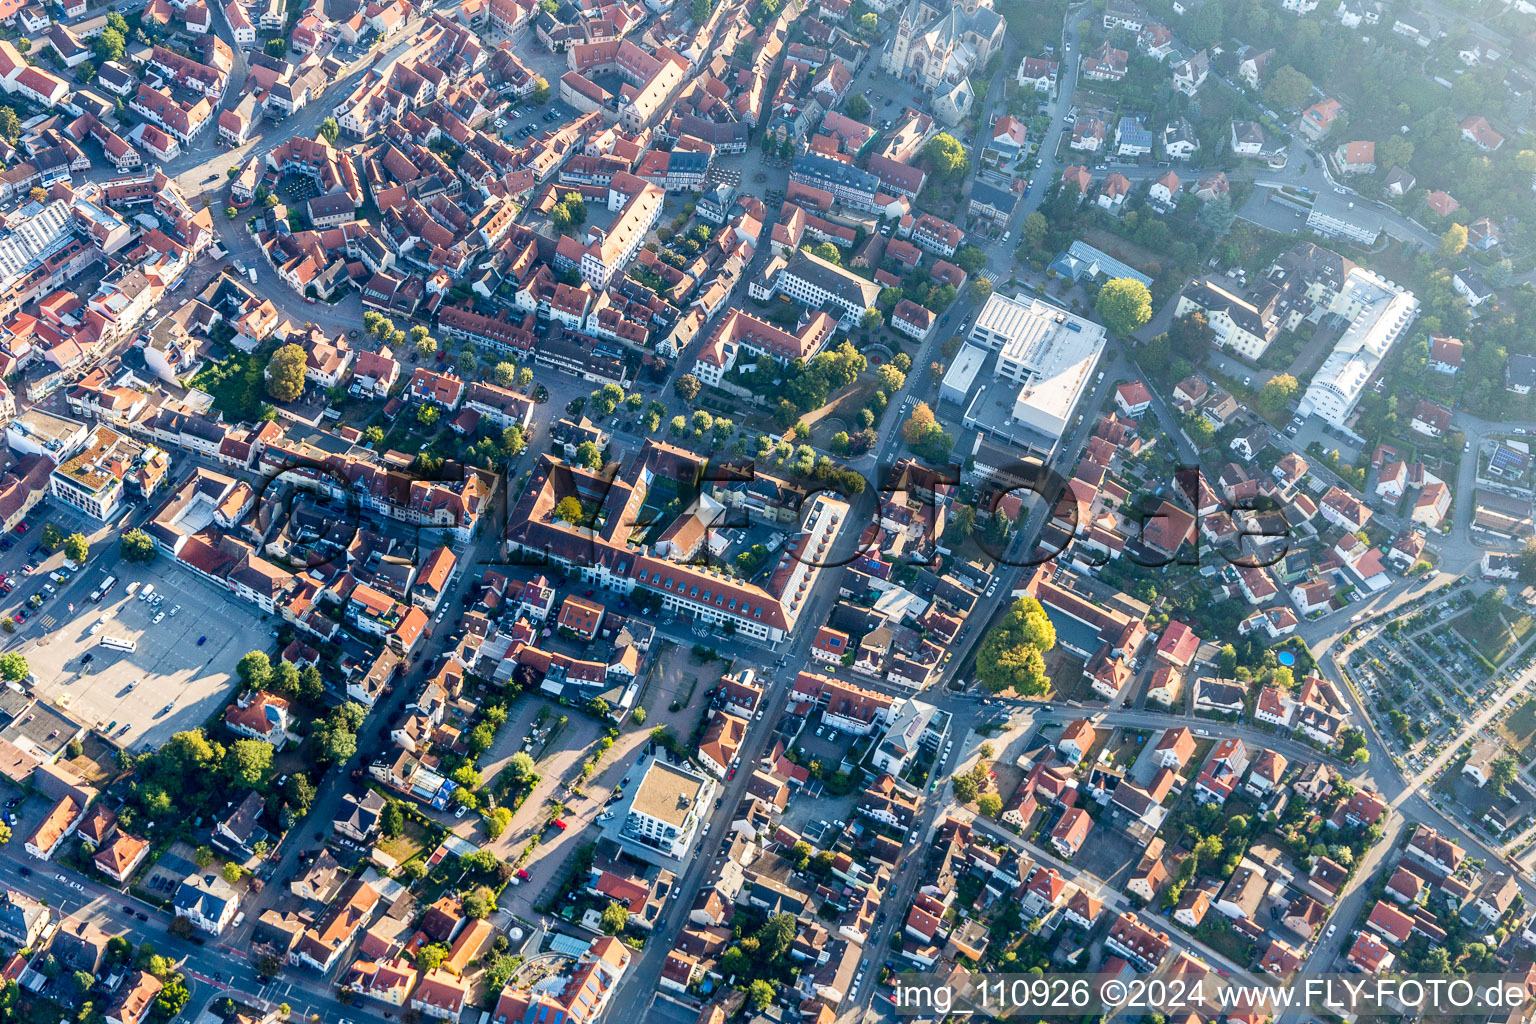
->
left=23, top=559, right=273, bottom=751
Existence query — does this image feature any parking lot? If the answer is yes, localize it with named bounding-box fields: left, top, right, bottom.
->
left=22, top=558, right=273, bottom=751
left=495, top=101, right=583, bottom=144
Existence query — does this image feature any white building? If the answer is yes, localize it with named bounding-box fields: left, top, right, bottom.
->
left=612, top=756, right=716, bottom=867
left=964, top=292, right=1106, bottom=443
left=1296, top=269, right=1419, bottom=428
left=173, top=872, right=240, bottom=935
left=1305, top=192, right=1386, bottom=245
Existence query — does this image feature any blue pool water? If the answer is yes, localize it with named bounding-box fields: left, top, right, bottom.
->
left=1277, top=651, right=1296, bottom=666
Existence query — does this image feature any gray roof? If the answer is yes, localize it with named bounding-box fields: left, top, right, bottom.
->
left=969, top=180, right=1015, bottom=214
left=174, top=873, right=236, bottom=922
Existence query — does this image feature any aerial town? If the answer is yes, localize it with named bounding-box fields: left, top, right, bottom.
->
left=0, top=0, right=1525, bottom=1019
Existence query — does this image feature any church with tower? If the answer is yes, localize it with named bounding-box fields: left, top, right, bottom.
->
left=881, top=0, right=1007, bottom=117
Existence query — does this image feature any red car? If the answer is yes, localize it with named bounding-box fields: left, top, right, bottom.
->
left=516, top=868, right=531, bottom=881
left=726, top=767, right=736, bottom=780
left=553, top=819, right=568, bottom=830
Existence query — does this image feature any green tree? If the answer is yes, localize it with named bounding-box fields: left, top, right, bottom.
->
left=1340, top=728, right=1369, bottom=763
left=94, top=27, right=125, bottom=63
left=1021, top=211, right=1048, bottom=251
left=0, top=653, right=27, bottom=682
left=975, top=598, right=1057, bottom=695
left=318, top=117, right=340, bottom=145
left=810, top=241, right=842, bottom=264
left=1440, top=223, right=1468, bottom=257
left=952, top=772, right=980, bottom=803
left=1257, top=373, right=1299, bottom=412
left=953, top=244, right=988, bottom=274
left=64, top=533, right=89, bottom=564
left=120, top=529, right=155, bottom=563
left=1263, top=65, right=1312, bottom=110
left=1491, top=755, right=1519, bottom=796
left=900, top=401, right=953, bottom=461
left=506, top=751, right=539, bottom=787
left=532, top=76, right=550, bottom=103
left=502, top=424, right=527, bottom=456
left=554, top=496, right=584, bottom=524
left=846, top=94, right=870, bottom=121
left=264, top=344, right=308, bottom=403
left=194, top=846, right=215, bottom=869
left=226, top=739, right=274, bottom=790
left=237, top=650, right=272, bottom=691
left=573, top=440, right=603, bottom=470
left=923, top=132, right=970, bottom=179
left=264, top=37, right=286, bottom=57
left=221, top=862, right=243, bottom=884
left=600, top=901, right=628, bottom=935
left=977, top=792, right=1003, bottom=818
left=674, top=373, right=702, bottom=402
left=861, top=307, right=883, bottom=330
left=416, top=336, right=437, bottom=359
left=154, top=977, right=190, bottom=1018
left=486, top=805, right=513, bottom=839
left=0, top=108, right=19, bottom=146
left=551, top=192, right=587, bottom=230
left=314, top=711, right=359, bottom=765
left=747, top=980, right=775, bottom=1010
left=381, top=800, right=404, bottom=838
left=1096, top=278, right=1153, bottom=336
left=297, top=665, right=324, bottom=703
left=415, top=943, right=449, bottom=972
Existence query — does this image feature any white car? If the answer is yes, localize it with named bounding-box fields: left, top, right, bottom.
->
left=152, top=612, right=164, bottom=624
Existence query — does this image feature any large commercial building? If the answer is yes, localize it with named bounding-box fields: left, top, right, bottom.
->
left=962, top=293, right=1106, bottom=457
left=1297, top=269, right=1419, bottom=428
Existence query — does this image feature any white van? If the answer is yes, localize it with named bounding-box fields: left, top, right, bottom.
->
left=139, top=584, right=154, bottom=601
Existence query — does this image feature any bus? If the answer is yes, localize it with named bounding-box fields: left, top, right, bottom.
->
left=99, top=636, right=136, bottom=653
left=89, top=575, right=117, bottom=604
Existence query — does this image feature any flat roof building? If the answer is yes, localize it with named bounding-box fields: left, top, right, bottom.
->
left=964, top=292, right=1106, bottom=450
left=1306, top=192, right=1386, bottom=245
left=939, top=343, right=988, bottom=406
left=1297, top=269, right=1418, bottom=428
left=604, top=755, right=716, bottom=870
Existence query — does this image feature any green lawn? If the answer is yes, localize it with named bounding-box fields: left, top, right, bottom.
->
left=1498, top=699, right=1536, bottom=754
left=1451, top=608, right=1535, bottom=667
left=377, top=816, right=431, bottom=865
